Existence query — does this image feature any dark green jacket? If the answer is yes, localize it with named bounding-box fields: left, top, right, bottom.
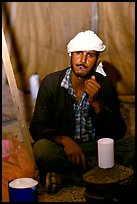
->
left=29, top=68, right=127, bottom=142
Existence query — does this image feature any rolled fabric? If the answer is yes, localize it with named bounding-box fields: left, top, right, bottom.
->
left=67, top=30, right=106, bottom=55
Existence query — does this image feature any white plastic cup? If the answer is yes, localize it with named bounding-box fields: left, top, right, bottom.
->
left=97, top=138, right=114, bottom=168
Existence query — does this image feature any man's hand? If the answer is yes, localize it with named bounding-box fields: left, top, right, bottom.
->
left=84, top=75, right=102, bottom=113
left=62, top=137, right=88, bottom=169
left=84, top=75, right=101, bottom=103
left=51, top=135, right=88, bottom=169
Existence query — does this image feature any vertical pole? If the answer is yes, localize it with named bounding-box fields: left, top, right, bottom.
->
left=2, top=2, right=17, bottom=84
left=2, top=28, right=37, bottom=168
left=91, top=2, right=98, bottom=34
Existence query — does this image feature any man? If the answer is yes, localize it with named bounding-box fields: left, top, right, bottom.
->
left=29, top=30, right=127, bottom=193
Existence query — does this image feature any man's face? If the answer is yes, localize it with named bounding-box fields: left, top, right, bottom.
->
left=71, top=50, right=100, bottom=79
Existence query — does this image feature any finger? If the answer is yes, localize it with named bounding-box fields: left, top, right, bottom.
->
left=72, top=153, right=87, bottom=168
left=91, top=75, right=95, bottom=80
left=85, top=79, right=101, bottom=96
left=85, top=79, right=100, bottom=89
left=69, top=153, right=81, bottom=166
left=71, top=154, right=77, bottom=165
left=85, top=82, right=100, bottom=93
left=67, top=153, right=73, bottom=163
left=84, top=83, right=99, bottom=96
left=86, top=82, right=98, bottom=91
left=75, top=154, right=82, bottom=166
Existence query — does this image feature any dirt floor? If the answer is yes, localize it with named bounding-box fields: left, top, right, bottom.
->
left=38, top=186, right=86, bottom=202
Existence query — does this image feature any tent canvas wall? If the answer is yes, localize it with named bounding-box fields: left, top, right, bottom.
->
left=2, top=2, right=135, bottom=136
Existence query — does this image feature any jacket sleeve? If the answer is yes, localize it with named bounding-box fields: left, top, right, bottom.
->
left=29, top=75, right=62, bottom=142
left=93, top=76, right=127, bottom=140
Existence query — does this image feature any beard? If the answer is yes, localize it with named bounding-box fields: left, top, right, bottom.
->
left=70, top=58, right=97, bottom=79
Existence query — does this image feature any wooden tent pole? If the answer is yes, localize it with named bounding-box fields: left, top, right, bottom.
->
left=2, top=28, right=37, bottom=168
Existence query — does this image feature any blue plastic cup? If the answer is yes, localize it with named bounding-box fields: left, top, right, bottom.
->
left=8, top=178, right=38, bottom=202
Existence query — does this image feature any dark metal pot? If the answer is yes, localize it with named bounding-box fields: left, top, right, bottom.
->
left=83, top=164, right=134, bottom=203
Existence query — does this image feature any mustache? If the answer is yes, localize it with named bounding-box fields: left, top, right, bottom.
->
left=76, top=64, right=88, bottom=68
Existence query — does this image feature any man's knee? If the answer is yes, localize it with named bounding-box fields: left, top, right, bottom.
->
left=114, top=135, right=135, bottom=165
left=33, top=139, right=58, bottom=162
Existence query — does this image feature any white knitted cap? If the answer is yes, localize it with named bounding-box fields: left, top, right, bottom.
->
left=67, top=30, right=106, bottom=55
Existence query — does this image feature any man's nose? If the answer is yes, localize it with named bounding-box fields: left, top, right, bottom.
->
left=81, top=53, right=87, bottom=63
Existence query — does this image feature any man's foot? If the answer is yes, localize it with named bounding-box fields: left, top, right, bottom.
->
left=45, top=171, right=72, bottom=193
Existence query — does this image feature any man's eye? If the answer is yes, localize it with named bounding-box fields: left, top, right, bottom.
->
left=88, top=53, right=94, bottom=58
left=76, top=51, right=82, bottom=55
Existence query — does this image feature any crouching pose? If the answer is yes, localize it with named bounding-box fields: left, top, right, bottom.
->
left=29, top=30, right=127, bottom=193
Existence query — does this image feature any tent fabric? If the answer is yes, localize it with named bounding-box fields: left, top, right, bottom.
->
left=2, top=2, right=91, bottom=90
left=2, top=2, right=135, bottom=100
left=98, top=2, right=135, bottom=99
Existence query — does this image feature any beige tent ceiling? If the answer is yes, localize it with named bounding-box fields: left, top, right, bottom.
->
left=2, top=2, right=135, bottom=103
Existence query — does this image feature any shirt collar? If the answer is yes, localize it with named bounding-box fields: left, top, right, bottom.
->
left=60, top=67, right=72, bottom=90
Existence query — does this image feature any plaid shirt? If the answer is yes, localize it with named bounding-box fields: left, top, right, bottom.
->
left=61, top=68, right=95, bottom=142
